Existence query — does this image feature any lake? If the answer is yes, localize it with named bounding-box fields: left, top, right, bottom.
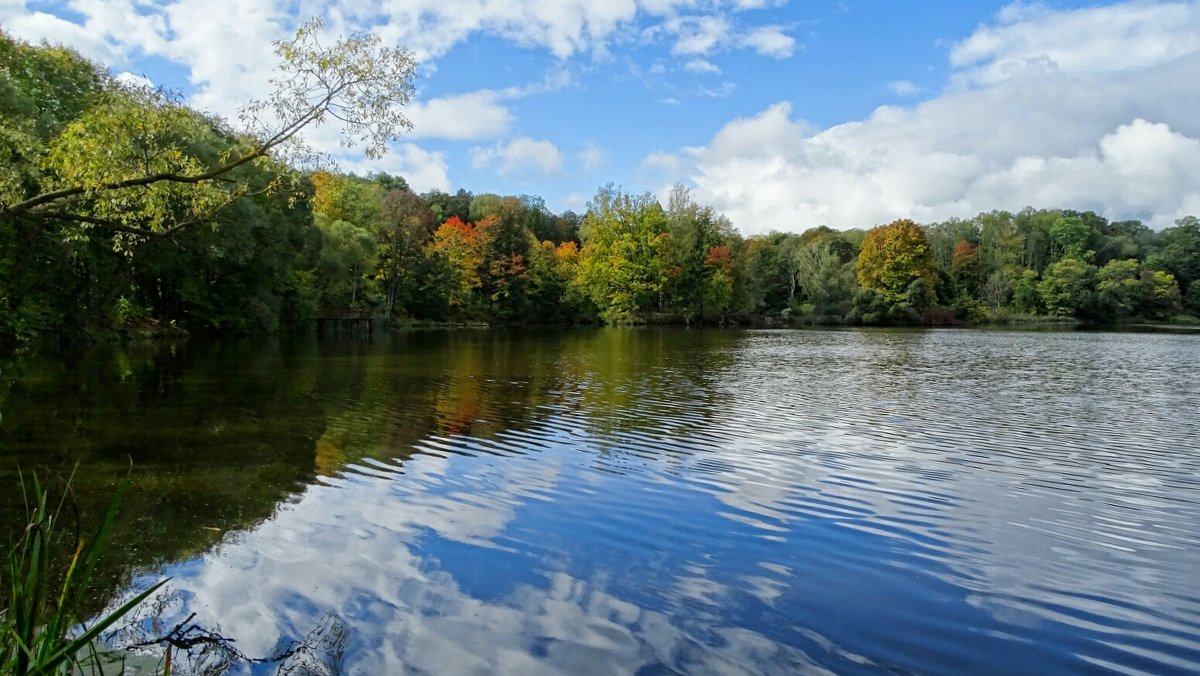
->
left=2, top=328, right=1198, bottom=674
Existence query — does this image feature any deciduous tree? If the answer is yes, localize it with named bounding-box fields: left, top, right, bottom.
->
left=854, top=219, right=938, bottom=303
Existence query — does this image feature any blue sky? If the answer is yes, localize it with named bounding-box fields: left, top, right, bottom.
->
left=3, top=0, right=1200, bottom=232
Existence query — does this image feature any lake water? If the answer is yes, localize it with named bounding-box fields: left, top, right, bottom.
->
left=2, top=328, right=1199, bottom=674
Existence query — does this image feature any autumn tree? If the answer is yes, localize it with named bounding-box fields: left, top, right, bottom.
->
left=476, top=198, right=534, bottom=318
left=854, top=219, right=938, bottom=304
left=949, top=240, right=981, bottom=296
left=547, top=241, right=591, bottom=317
left=429, top=217, right=483, bottom=312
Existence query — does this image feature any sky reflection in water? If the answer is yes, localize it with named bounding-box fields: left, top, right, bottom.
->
left=7, top=329, right=1200, bottom=674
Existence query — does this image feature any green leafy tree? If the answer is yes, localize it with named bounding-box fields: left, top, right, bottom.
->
left=1095, top=259, right=1141, bottom=320
left=742, top=235, right=791, bottom=314
left=1010, top=268, right=1041, bottom=313
left=664, top=184, right=735, bottom=320
left=135, top=167, right=323, bottom=332
left=1186, top=280, right=1200, bottom=317
left=849, top=287, right=890, bottom=325
left=1038, top=257, right=1096, bottom=317
left=1140, top=269, right=1182, bottom=320
left=422, top=188, right=473, bottom=224
left=1049, top=215, right=1092, bottom=261
left=1152, top=216, right=1200, bottom=291
left=2, top=19, right=416, bottom=239
left=1095, top=219, right=1152, bottom=266
left=1013, top=208, right=1054, bottom=272
left=315, top=215, right=379, bottom=310
left=468, top=194, right=504, bottom=223
left=0, top=22, right=418, bottom=346
left=378, top=189, right=434, bottom=319
left=794, top=239, right=854, bottom=319
left=575, top=186, right=670, bottom=323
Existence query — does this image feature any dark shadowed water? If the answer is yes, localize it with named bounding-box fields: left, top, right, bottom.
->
left=2, top=328, right=1199, bottom=674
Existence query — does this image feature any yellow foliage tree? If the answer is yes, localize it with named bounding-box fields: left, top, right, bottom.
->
left=854, top=218, right=938, bottom=303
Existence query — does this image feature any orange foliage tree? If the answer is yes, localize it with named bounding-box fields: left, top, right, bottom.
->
left=949, top=239, right=981, bottom=294
left=429, top=216, right=482, bottom=308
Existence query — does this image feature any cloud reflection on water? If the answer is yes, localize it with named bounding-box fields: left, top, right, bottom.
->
left=92, top=329, right=1200, bottom=673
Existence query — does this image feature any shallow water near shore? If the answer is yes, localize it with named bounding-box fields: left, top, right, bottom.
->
left=2, top=328, right=1199, bottom=674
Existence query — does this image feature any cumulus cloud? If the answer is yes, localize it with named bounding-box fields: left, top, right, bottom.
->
left=663, top=1, right=1200, bottom=234
left=470, top=137, right=564, bottom=180
left=950, top=0, right=1200, bottom=86
left=407, top=91, right=514, bottom=141
left=739, top=25, right=795, bottom=58
left=339, top=143, right=452, bottom=193
left=0, top=0, right=793, bottom=178
left=159, top=0, right=283, bottom=114
left=0, top=4, right=128, bottom=64
left=114, top=71, right=155, bottom=88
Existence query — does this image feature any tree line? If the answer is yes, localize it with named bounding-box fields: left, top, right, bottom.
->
left=2, top=29, right=1198, bottom=350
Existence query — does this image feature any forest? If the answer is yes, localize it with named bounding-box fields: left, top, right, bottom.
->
left=2, top=27, right=1199, bottom=352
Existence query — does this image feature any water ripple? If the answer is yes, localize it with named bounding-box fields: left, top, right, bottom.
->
left=48, top=329, right=1200, bottom=674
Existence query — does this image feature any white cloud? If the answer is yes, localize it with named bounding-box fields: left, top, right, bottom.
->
left=669, top=15, right=730, bottom=56
left=0, top=5, right=126, bottom=64
left=576, top=142, right=607, bottom=173
left=157, top=0, right=282, bottom=115
left=684, top=58, right=721, bottom=74
left=0, top=0, right=791, bottom=170
left=560, top=191, right=588, bottom=212
left=666, top=13, right=795, bottom=60
left=667, top=1, right=1200, bottom=234
left=114, top=71, right=154, bottom=88
left=739, top=25, right=795, bottom=58
left=886, top=79, right=922, bottom=97
left=470, top=137, right=564, bottom=179
left=637, top=151, right=685, bottom=198
left=407, top=91, right=513, bottom=140
left=951, top=1, right=1200, bottom=87
left=698, top=81, right=737, bottom=98
left=338, top=143, right=452, bottom=193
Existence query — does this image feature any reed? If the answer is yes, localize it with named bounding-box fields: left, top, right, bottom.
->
left=1, top=470, right=166, bottom=674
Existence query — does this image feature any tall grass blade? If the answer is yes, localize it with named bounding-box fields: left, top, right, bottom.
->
left=1, top=469, right=167, bottom=675
left=34, top=577, right=169, bottom=675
